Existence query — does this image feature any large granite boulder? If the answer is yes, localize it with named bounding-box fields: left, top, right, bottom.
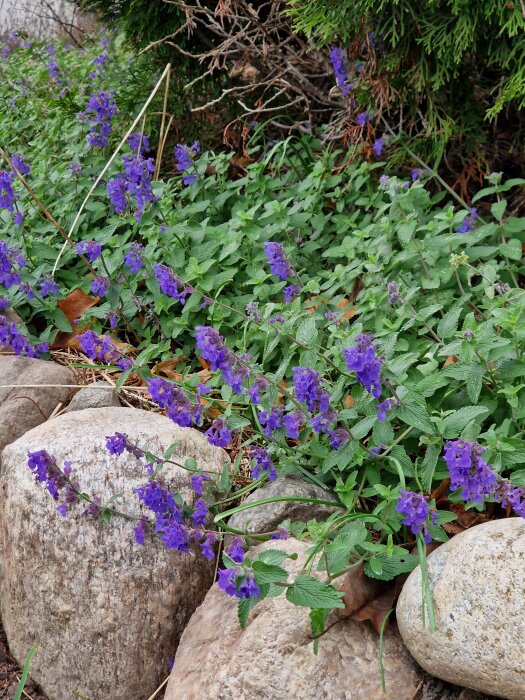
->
left=397, top=518, right=525, bottom=700
left=166, top=538, right=424, bottom=700
left=0, top=355, right=75, bottom=453
left=0, top=407, right=229, bottom=700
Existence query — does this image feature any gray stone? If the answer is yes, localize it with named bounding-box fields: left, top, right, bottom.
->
left=0, top=355, right=75, bottom=453
left=397, top=518, right=525, bottom=700
left=0, top=407, right=230, bottom=700
left=227, top=477, right=338, bottom=535
left=166, top=538, right=425, bottom=700
left=64, top=380, right=121, bottom=412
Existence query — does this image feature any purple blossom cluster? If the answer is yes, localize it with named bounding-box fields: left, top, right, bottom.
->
left=80, top=91, right=118, bottom=148
left=292, top=366, right=329, bottom=413
left=47, top=46, right=61, bottom=84
left=329, top=47, right=351, bottom=95
left=443, top=440, right=497, bottom=503
left=263, top=242, right=292, bottom=281
left=27, top=450, right=79, bottom=517
left=76, top=239, right=101, bottom=262
left=124, top=243, right=144, bottom=274
left=105, top=432, right=145, bottom=458
left=77, top=330, right=132, bottom=370
left=128, top=132, right=150, bottom=154
left=0, top=314, right=48, bottom=356
left=90, top=275, right=110, bottom=297
left=0, top=242, right=25, bottom=289
left=217, top=567, right=260, bottom=599
left=135, top=479, right=216, bottom=558
left=154, top=264, right=193, bottom=304
left=396, top=490, right=437, bottom=544
left=147, top=377, right=206, bottom=428
left=387, top=281, right=401, bottom=304
left=0, top=170, right=16, bottom=212
left=175, top=141, right=200, bottom=186
left=250, top=446, right=277, bottom=480
left=38, top=275, right=59, bottom=297
left=11, top=154, right=30, bottom=177
left=195, top=326, right=251, bottom=394
left=107, top=152, right=155, bottom=221
left=343, top=334, right=383, bottom=399
left=205, top=418, right=232, bottom=448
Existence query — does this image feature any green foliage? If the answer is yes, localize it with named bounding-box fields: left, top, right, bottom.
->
left=288, top=0, right=525, bottom=169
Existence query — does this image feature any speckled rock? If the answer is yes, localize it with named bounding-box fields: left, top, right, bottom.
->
left=166, top=538, right=424, bottom=700
left=227, top=477, right=338, bottom=535
left=397, top=518, right=525, bottom=700
left=0, top=355, right=75, bottom=453
left=64, top=380, right=121, bottom=411
left=0, top=407, right=230, bottom=700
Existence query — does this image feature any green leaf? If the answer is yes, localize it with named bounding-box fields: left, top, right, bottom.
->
left=490, top=199, right=507, bottom=221
left=296, top=317, right=318, bottom=345
left=500, top=238, right=522, bottom=260
left=437, top=307, right=462, bottom=339
left=466, top=364, right=484, bottom=403
left=237, top=598, right=256, bottom=629
left=252, top=561, right=288, bottom=585
left=310, top=608, right=328, bottom=653
left=219, top=462, right=232, bottom=491
left=286, top=575, right=345, bottom=609
left=364, top=551, right=419, bottom=581
left=256, top=549, right=292, bottom=566
left=420, top=444, right=441, bottom=491
left=395, top=387, right=434, bottom=434
left=443, top=405, right=489, bottom=438
left=52, top=308, right=72, bottom=332
left=322, top=523, right=368, bottom=574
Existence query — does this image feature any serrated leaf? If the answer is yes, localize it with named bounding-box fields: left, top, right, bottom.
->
left=466, top=364, right=484, bottom=403
left=321, top=523, right=368, bottom=575
left=395, top=387, right=434, bottom=434
left=490, top=199, right=507, bottom=221
left=237, top=598, right=256, bottom=629
left=437, top=307, right=462, bottom=339
left=256, top=549, right=291, bottom=566
left=296, top=317, right=317, bottom=345
left=252, top=561, right=288, bottom=585
left=443, top=405, right=489, bottom=438
left=364, top=552, right=419, bottom=581
left=500, top=238, right=522, bottom=260
left=286, top=575, right=345, bottom=609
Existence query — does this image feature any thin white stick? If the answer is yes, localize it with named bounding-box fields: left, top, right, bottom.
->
left=52, top=63, right=171, bottom=275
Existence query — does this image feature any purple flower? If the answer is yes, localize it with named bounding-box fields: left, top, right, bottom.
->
left=0, top=171, right=16, bottom=212
left=0, top=241, right=24, bottom=287
left=343, top=334, right=383, bottom=399
left=80, top=91, right=118, bottom=148
left=373, top=137, right=384, bottom=156
left=292, top=367, right=330, bottom=414
left=329, top=46, right=351, bottom=95
left=217, top=567, right=239, bottom=596
left=128, top=132, right=150, bottom=154
left=0, top=315, right=47, bottom=357
left=205, top=419, right=232, bottom=448
left=200, top=531, right=217, bottom=559
left=135, top=480, right=176, bottom=515
left=324, top=311, right=340, bottom=324
left=175, top=141, right=200, bottom=186
left=237, top=571, right=261, bottom=599
left=396, top=490, right=436, bottom=544
left=455, top=208, right=478, bottom=234
left=270, top=527, right=289, bottom=540
left=191, top=473, right=211, bottom=496
left=246, top=301, right=262, bottom=322
left=47, top=46, right=61, bottom=83
left=38, top=275, right=59, bottom=297
left=13, top=211, right=23, bottom=226
left=194, top=326, right=249, bottom=393
left=105, top=432, right=128, bottom=455
left=78, top=330, right=126, bottom=366
left=411, top=168, right=423, bottom=181
left=375, top=398, right=396, bottom=422
left=283, top=284, right=301, bottom=303
left=258, top=406, right=284, bottom=439
left=269, top=314, right=285, bottom=327
left=250, top=446, right=277, bottom=481
left=0, top=297, right=7, bottom=311
left=283, top=411, right=306, bottom=439
left=387, top=281, right=401, bottom=304
left=330, top=428, right=350, bottom=450
left=310, top=410, right=337, bottom=434
left=147, top=377, right=201, bottom=428
left=11, top=154, right=30, bottom=177
left=107, top=175, right=127, bottom=214
left=90, top=275, right=110, bottom=297
left=154, top=264, right=191, bottom=304
left=69, top=161, right=82, bottom=176
left=190, top=498, right=208, bottom=526
left=357, top=111, right=369, bottom=126
left=495, top=482, right=525, bottom=518
left=247, top=376, right=269, bottom=405
left=263, top=242, right=292, bottom=281
left=76, top=240, right=101, bottom=262
left=443, top=440, right=497, bottom=503
left=134, top=516, right=149, bottom=545
left=124, top=243, right=144, bottom=273
left=225, top=536, right=245, bottom=563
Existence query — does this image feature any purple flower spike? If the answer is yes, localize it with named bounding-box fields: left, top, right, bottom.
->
left=343, top=334, right=383, bottom=399
left=443, top=440, right=497, bottom=503
left=205, top=418, right=232, bottom=448
left=263, top=242, right=292, bottom=281
left=396, top=490, right=436, bottom=544
left=225, top=536, right=245, bottom=563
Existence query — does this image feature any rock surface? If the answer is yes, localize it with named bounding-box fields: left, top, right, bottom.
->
left=64, top=380, right=121, bottom=412
left=0, top=355, right=75, bottom=453
left=166, top=538, right=424, bottom=700
left=0, top=407, right=229, bottom=700
left=397, top=518, right=525, bottom=700
left=227, top=477, right=338, bottom=535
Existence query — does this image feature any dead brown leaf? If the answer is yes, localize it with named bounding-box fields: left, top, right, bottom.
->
left=58, top=288, right=99, bottom=324
left=443, top=355, right=459, bottom=367
left=338, top=564, right=394, bottom=633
